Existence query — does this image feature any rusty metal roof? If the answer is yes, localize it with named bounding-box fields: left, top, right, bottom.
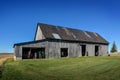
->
left=37, top=23, right=109, bottom=44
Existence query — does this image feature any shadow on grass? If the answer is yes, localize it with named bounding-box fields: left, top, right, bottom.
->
left=0, top=65, right=4, bottom=78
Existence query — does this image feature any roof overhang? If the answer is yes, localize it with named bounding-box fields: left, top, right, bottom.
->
left=13, top=38, right=109, bottom=48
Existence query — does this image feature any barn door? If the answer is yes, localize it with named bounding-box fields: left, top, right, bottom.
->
left=95, top=46, right=99, bottom=56
left=81, top=45, right=86, bottom=56
left=22, top=47, right=45, bottom=59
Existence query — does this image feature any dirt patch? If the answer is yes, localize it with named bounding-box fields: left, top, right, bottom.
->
left=110, top=52, right=120, bottom=56
left=0, top=53, right=13, bottom=59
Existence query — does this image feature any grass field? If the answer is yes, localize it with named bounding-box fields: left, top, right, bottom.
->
left=0, top=56, right=120, bottom=80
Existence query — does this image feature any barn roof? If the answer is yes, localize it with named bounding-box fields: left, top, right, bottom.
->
left=37, top=23, right=109, bottom=44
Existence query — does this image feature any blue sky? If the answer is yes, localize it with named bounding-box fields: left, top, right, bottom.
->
left=0, top=0, right=120, bottom=53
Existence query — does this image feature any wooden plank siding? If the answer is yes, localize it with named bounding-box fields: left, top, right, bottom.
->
left=14, top=40, right=108, bottom=60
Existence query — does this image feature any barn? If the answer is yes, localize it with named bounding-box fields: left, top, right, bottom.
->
left=14, top=23, right=109, bottom=60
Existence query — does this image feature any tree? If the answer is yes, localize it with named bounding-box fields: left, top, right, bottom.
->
left=110, top=41, right=117, bottom=53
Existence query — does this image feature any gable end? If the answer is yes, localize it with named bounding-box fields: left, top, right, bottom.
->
left=34, top=25, right=45, bottom=41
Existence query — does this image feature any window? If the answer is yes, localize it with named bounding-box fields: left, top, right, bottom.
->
left=52, top=33, right=61, bottom=39
left=72, top=33, right=77, bottom=39
left=64, top=28, right=70, bottom=36
left=94, top=32, right=98, bottom=37
left=83, top=31, right=92, bottom=38
left=61, top=48, right=68, bottom=57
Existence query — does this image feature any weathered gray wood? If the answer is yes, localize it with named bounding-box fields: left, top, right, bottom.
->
left=35, top=25, right=45, bottom=40
left=14, top=40, right=108, bottom=60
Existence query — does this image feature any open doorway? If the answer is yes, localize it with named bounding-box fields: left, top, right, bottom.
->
left=22, top=47, right=45, bottom=59
left=61, top=48, right=68, bottom=57
left=81, top=45, right=86, bottom=56
left=95, top=46, right=99, bottom=56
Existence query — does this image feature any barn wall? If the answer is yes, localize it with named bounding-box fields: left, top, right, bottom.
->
left=86, top=44, right=108, bottom=56
left=100, top=45, right=108, bottom=56
left=86, top=44, right=95, bottom=56
left=14, top=41, right=48, bottom=60
left=14, top=40, right=108, bottom=60
left=47, top=41, right=108, bottom=58
left=47, top=41, right=81, bottom=58
left=14, top=46, right=22, bottom=60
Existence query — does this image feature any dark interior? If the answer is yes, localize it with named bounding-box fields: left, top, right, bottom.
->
left=95, top=46, right=99, bottom=56
left=81, top=45, right=86, bottom=56
left=61, top=48, right=68, bottom=57
left=22, top=47, right=45, bottom=59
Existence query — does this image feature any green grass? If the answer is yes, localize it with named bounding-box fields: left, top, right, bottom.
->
left=1, top=56, right=120, bottom=80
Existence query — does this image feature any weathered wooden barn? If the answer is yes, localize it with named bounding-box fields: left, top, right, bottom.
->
left=14, top=23, right=109, bottom=60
